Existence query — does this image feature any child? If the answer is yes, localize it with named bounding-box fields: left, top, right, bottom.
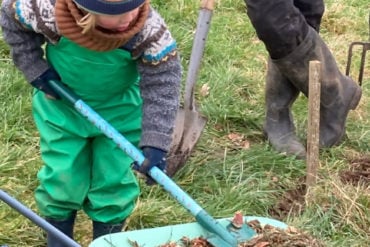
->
left=0, top=0, right=181, bottom=245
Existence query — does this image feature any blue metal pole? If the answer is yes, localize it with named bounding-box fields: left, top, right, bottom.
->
left=0, top=190, right=80, bottom=247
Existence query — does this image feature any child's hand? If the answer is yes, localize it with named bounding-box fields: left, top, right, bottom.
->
left=132, top=146, right=167, bottom=185
left=30, top=68, right=61, bottom=99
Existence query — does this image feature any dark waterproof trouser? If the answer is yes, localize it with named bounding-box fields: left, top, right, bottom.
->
left=244, top=0, right=325, bottom=59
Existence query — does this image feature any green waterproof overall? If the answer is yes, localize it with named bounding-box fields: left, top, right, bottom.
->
left=33, top=37, right=142, bottom=223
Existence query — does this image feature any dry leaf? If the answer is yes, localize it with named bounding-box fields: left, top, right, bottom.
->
left=227, top=133, right=251, bottom=149
left=228, top=133, right=243, bottom=142
left=287, top=226, right=299, bottom=234
left=255, top=242, right=270, bottom=247
left=200, top=83, right=210, bottom=96
left=241, top=140, right=250, bottom=149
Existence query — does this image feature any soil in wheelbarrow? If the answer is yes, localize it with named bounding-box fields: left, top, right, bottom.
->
left=154, top=219, right=325, bottom=247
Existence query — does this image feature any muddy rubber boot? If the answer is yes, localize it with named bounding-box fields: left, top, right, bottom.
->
left=46, top=211, right=76, bottom=247
left=272, top=27, right=362, bottom=147
left=263, top=59, right=306, bottom=159
left=92, top=221, right=125, bottom=240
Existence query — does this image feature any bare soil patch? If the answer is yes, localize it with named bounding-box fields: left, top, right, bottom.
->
left=339, top=156, right=370, bottom=186
left=269, top=155, right=370, bottom=221
left=268, top=177, right=307, bottom=221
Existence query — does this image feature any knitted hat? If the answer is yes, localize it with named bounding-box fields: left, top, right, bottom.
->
left=73, top=0, right=146, bottom=15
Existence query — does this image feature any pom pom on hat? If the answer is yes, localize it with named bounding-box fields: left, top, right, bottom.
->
left=73, top=0, right=146, bottom=15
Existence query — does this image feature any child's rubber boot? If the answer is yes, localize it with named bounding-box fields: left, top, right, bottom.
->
left=92, top=220, right=125, bottom=240
left=46, top=211, right=76, bottom=247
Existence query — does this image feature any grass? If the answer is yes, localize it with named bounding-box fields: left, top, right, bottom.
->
left=1, top=0, right=369, bottom=246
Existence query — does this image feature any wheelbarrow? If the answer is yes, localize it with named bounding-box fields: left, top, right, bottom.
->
left=345, top=10, right=370, bottom=86
left=48, top=80, right=288, bottom=247
left=89, top=216, right=287, bottom=247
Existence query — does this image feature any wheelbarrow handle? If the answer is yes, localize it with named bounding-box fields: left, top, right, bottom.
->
left=48, top=80, right=239, bottom=246
left=0, top=190, right=80, bottom=247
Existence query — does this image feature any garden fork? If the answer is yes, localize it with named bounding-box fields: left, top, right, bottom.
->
left=346, top=10, right=370, bottom=86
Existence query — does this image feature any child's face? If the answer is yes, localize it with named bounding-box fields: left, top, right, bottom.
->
left=95, top=7, right=140, bottom=32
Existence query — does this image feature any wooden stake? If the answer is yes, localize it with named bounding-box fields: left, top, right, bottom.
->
left=306, top=61, right=321, bottom=188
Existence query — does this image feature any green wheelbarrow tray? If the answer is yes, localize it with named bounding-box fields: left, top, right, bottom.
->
left=89, top=216, right=287, bottom=247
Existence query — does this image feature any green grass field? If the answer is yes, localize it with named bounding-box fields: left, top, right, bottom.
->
left=0, top=0, right=369, bottom=246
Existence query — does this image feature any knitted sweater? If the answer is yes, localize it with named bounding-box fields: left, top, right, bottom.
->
left=0, top=0, right=182, bottom=152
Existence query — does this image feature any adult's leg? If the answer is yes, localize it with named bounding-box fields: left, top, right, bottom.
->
left=245, top=0, right=308, bottom=157
left=245, top=0, right=308, bottom=59
left=294, top=0, right=325, bottom=31
left=272, top=27, right=362, bottom=147
left=245, top=0, right=361, bottom=149
left=264, top=59, right=306, bottom=158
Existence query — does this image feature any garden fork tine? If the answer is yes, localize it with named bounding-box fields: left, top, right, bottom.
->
left=345, top=10, right=370, bottom=86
